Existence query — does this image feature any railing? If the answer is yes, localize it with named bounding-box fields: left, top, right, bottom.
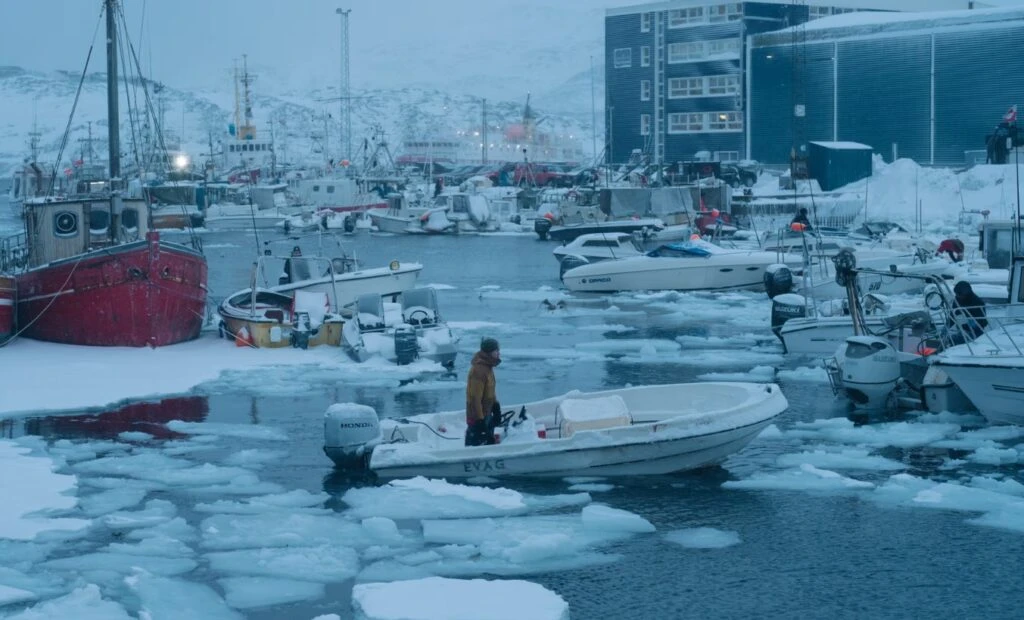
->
left=0, top=233, right=29, bottom=274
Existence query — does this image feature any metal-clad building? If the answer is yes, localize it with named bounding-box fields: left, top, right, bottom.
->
left=749, top=6, right=1024, bottom=165
left=605, top=0, right=990, bottom=165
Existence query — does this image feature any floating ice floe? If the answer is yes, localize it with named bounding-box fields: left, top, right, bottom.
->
left=697, top=365, right=776, bottom=382
left=723, top=463, right=875, bottom=492
left=0, top=440, right=90, bottom=541
left=351, top=576, right=570, bottom=620
left=665, top=527, right=742, bottom=549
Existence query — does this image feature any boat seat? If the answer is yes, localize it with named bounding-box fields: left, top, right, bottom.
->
left=401, top=288, right=440, bottom=326
left=355, top=293, right=387, bottom=332
left=556, top=395, right=632, bottom=439
left=264, top=309, right=286, bottom=323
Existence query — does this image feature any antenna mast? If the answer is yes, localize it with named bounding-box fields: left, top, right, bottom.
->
left=336, top=8, right=352, bottom=162
left=105, top=0, right=121, bottom=180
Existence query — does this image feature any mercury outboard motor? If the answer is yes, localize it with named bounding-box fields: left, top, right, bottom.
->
left=535, top=217, right=552, bottom=240
left=764, top=264, right=793, bottom=299
left=770, top=293, right=807, bottom=344
left=323, top=403, right=381, bottom=468
left=559, top=254, right=590, bottom=279
left=393, top=325, right=419, bottom=365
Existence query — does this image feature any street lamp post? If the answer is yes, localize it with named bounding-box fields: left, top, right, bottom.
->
left=336, top=8, right=352, bottom=163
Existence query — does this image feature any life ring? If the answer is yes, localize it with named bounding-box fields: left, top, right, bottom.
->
left=566, top=191, right=579, bottom=204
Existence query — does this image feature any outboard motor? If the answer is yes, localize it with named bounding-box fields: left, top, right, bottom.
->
left=833, top=336, right=900, bottom=409
left=770, top=293, right=807, bottom=344
left=343, top=214, right=356, bottom=233
left=559, top=254, right=590, bottom=279
left=323, top=403, right=381, bottom=468
left=534, top=216, right=552, bottom=240
left=393, top=325, right=419, bottom=365
left=290, top=312, right=312, bottom=350
left=764, top=264, right=793, bottom=299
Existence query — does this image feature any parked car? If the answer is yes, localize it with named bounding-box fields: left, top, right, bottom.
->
left=512, top=163, right=574, bottom=188
left=719, top=161, right=761, bottom=188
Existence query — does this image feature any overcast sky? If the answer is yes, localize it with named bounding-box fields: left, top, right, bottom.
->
left=0, top=0, right=621, bottom=97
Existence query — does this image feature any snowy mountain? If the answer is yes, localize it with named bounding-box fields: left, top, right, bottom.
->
left=0, top=65, right=602, bottom=179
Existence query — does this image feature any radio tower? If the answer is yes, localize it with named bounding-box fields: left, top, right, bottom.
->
left=336, top=8, right=352, bottom=161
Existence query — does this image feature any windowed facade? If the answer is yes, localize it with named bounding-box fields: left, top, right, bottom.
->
left=640, top=12, right=651, bottom=32
left=641, top=80, right=651, bottom=101
left=613, top=48, right=632, bottom=68
left=668, top=77, right=703, bottom=99
left=667, top=7, right=703, bottom=28
left=668, top=39, right=738, bottom=64
left=641, top=114, right=651, bottom=136
left=668, top=111, right=742, bottom=134
left=641, top=46, right=651, bottom=67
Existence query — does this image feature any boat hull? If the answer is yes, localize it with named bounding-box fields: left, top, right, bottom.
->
left=202, top=214, right=285, bottom=231
left=220, top=315, right=342, bottom=348
left=780, top=316, right=890, bottom=356
left=930, top=362, right=1024, bottom=424
left=367, top=417, right=776, bottom=478
left=14, top=238, right=207, bottom=347
left=562, top=254, right=777, bottom=293
left=272, top=264, right=422, bottom=310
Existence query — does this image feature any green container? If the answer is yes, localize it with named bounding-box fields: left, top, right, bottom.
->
left=807, top=141, right=873, bottom=191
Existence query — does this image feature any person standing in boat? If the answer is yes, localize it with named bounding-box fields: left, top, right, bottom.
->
left=949, top=281, right=988, bottom=342
left=465, top=337, right=501, bottom=446
left=790, top=207, right=812, bottom=230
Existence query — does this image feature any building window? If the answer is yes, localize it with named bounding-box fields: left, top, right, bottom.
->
left=641, top=80, right=651, bottom=101
left=708, top=111, right=743, bottom=131
left=89, top=208, right=110, bottom=234
left=667, top=42, right=702, bottom=63
left=809, top=6, right=832, bottom=19
left=313, top=185, right=320, bottom=192
left=668, top=113, right=704, bottom=133
left=326, top=185, right=336, bottom=194
left=641, top=46, right=651, bottom=67
left=668, top=77, right=703, bottom=99
left=707, top=38, right=740, bottom=58
left=715, top=151, right=740, bottom=162
left=708, top=3, right=742, bottom=23
left=640, top=12, right=651, bottom=32
left=613, top=48, right=632, bottom=68
left=641, top=114, right=651, bottom=136
left=707, top=75, right=740, bottom=95
left=667, top=7, right=704, bottom=28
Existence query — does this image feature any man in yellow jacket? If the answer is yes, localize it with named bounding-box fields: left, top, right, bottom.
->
left=465, top=337, right=501, bottom=446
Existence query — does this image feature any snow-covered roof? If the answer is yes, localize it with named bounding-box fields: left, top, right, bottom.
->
left=753, top=5, right=1024, bottom=46
left=608, top=0, right=982, bottom=18
left=810, top=141, right=873, bottom=150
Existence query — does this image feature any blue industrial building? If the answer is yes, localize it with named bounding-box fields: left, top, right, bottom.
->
left=605, top=0, right=992, bottom=166
left=748, top=6, right=1024, bottom=165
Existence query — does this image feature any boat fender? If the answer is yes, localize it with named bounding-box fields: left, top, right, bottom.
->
left=323, top=403, right=381, bottom=469
left=764, top=263, right=793, bottom=299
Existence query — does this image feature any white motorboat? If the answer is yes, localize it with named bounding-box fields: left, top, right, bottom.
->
left=272, top=255, right=422, bottom=311
left=432, top=192, right=497, bottom=232
left=561, top=240, right=781, bottom=293
left=552, top=232, right=643, bottom=264
left=323, top=382, right=788, bottom=477
left=930, top=320, right=1024, bottom=424
left=202, top=202, right=295, bottom=231
left=341, top=287, right=459, bottom=368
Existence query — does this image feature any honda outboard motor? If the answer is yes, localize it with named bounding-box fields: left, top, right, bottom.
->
left=393, top=325, right=419, bottom=365
left=559, top=254, right=590, bottom=279
left=323, top=403, right=381, bottom=468
left=534, top=216, right=552, bottom=240
left=770, top=293, right=807, bottom=344
left=833, top=336, right=900, bottom=409
left=764, top=264, right=793, bottom=299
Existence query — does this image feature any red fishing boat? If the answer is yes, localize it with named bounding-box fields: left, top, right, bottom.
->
left=0, top=0, right=207, bottom=347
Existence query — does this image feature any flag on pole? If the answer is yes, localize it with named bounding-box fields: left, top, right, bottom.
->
left=1004, top=104, right=1017, bottom=124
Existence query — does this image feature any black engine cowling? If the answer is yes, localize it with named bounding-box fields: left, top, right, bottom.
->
left=535, top=217, right=552, bottom=240
left=394, top=325, right=419, bottom=365
left=764, top=264, right=794, bottom=299
left=771, top=293, right=807, bottom=344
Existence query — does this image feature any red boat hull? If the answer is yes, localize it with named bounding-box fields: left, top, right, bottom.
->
left=15, top=236, right=207, bottom=347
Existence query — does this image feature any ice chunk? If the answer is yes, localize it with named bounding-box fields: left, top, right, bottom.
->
left=0, top=584, right=37, bottom=607
left=568, top=483, right=614, bottom=493
left=125, top=573, right=242, bottom=620
left=102, top=499, right=177, bottom=530
left=165, top=421, right=288, bottom=441
left=665, top=527, right=741, bottom=549
left=775, top=448, right=907, bottom=471
left=4, top=584, right=131, bottom=620
left=132, top=463, right=257, bottom=487
left=206, top=546, right=359, bottom=582
left=351, top=576, right=570, bottom=620
left=104, top=535, right=194, bottom=558
left=222, top=449, right=288, bottom=468
left=362, top=517, right=403, bottom=544
left=342, top=477, right=527, bottom=519
left=200, top=513, right=365, bottom=551
left=79, top=488, right=148, bottom=517
left=581, top=505, right=655, bottom=533
left=126, top=517, right=198, bottom=544
left=42, top=552, right=197, bottom=578
left=73, top=452, right=193, bottom=477
left=0, top=440, right=90, bottom=541
left=118, top=431, right=155, bottom=443
left=219, top=576, right=324, bottom=610
left=195, top=489, right=330, bottom=515
left=724, top=464, right=875, bottom=492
